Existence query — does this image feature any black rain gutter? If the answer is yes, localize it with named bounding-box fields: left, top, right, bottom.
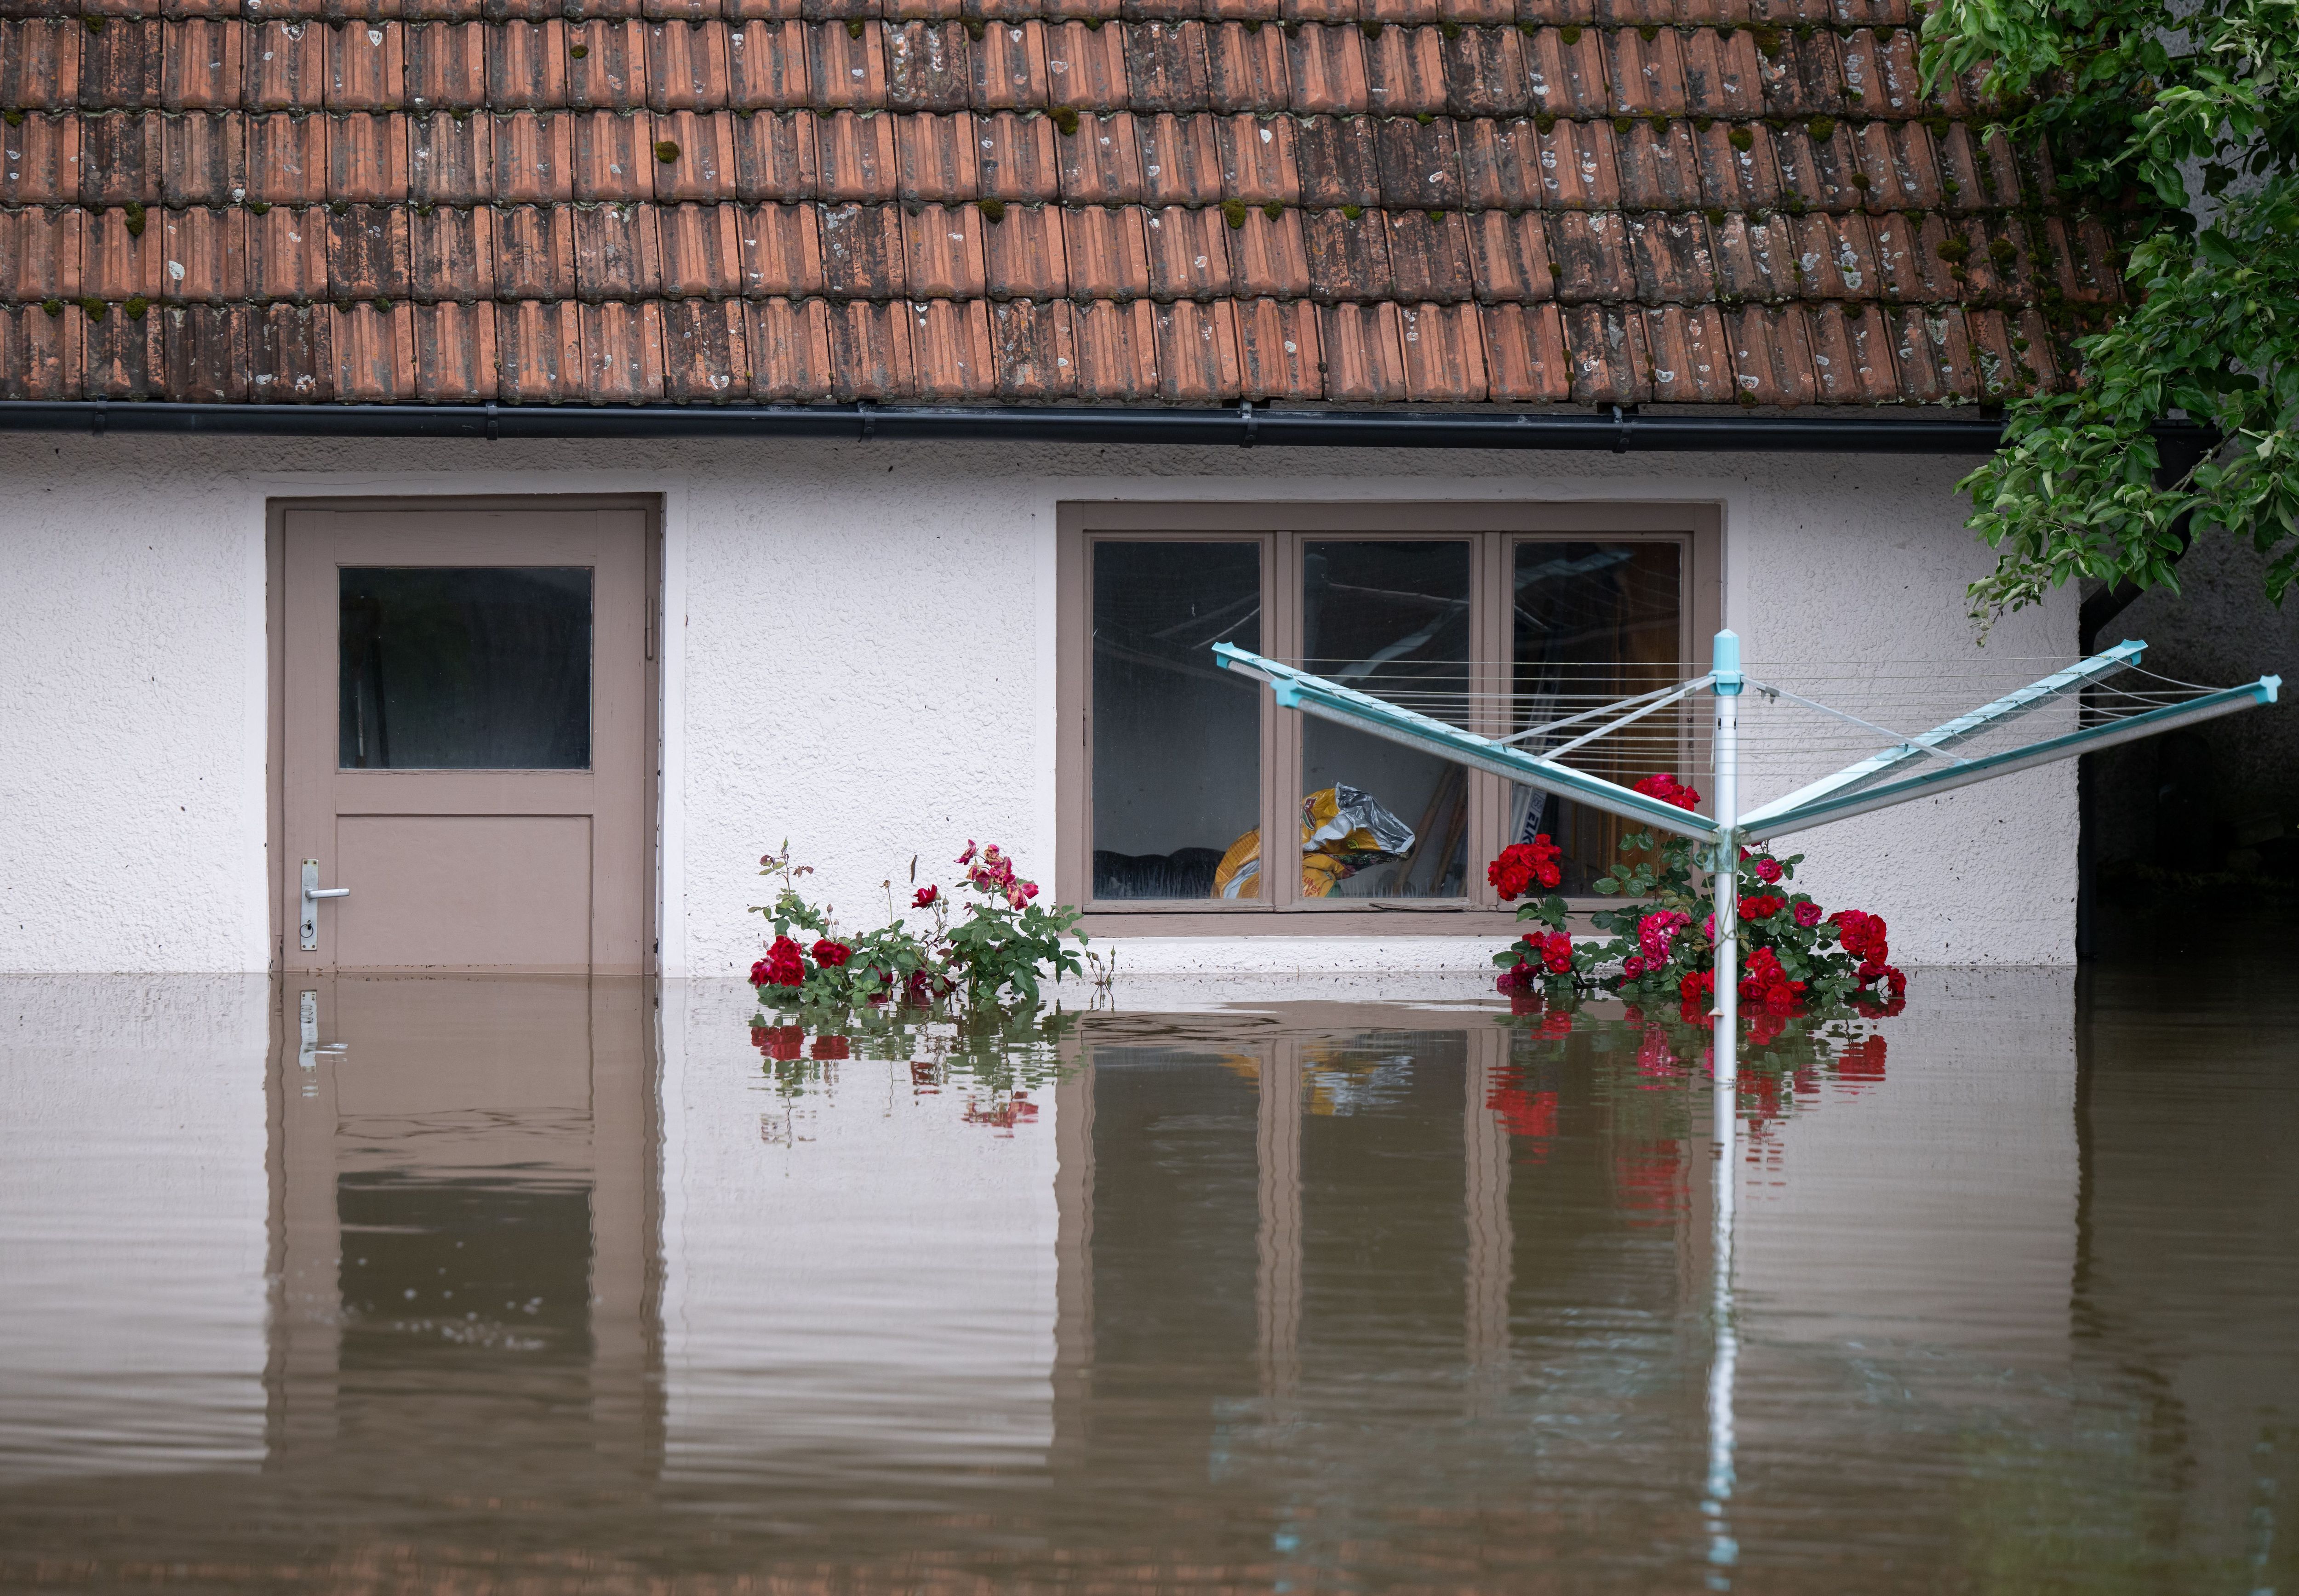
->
left=0, top=399, right=2221, bottom=457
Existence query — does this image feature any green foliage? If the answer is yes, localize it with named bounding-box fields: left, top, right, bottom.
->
left=1922, top=0, right=2299, bottom=616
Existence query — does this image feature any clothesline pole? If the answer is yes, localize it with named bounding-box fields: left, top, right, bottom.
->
left=1711, top=629, right=1743, bottom=1155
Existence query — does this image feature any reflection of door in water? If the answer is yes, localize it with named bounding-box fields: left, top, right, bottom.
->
left=280, top=507, right=651, bottom=974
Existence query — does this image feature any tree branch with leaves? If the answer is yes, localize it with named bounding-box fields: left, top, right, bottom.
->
left=1924, top=0, right=2299, bottom=619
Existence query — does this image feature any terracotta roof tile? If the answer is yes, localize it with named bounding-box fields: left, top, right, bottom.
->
left=1205, top=21, right=1287, bottom=112
left=1851, top=118, right=1939, bottom=210
left=1454, top=115, right=1532, bottom=209
left=1124, top=19, right=1212, bottom=110
left=1063, top=200, right=1150, bottom=296
left=979, top=108, right=1063, bottom=199
left=0, top=20, right=80, bottom=112
left=896, top=109, right=978, bottom=198
left=908, top=295, right=992, bottom=395
left=579, top=297, right=665, bottom=399
left=1285, top=24, right=1369, bottom=115
left=246, top=21, right=326, bottom=111
left=1757, top=27, right=1844, bottom=116
left=569, top=19, right=648, bottom=110
left=981, top=198, right=1067, bottom=296
left=1885, top=210, right=1957, bottom=300
left=1363, top=21, right=1447, bottom=115
left=1216, top=111, right=1298, bottom=201
left=85, top=205, right=160, bottom=300
left=1303, top=204, right=1389, bottom=300
left=655, top=108, right=740, bottom=197
left=1283, top=0, right=1357, bottom=24
left=650, top=20, right=733, bottom=109
left=572, top=200, right=662, bottom=296
left=1680, top=25, right=1759, bottom=116
left=1234, top=294, right=1319, bottom=397
left=1072, top=295, right=1158, bottom=396
left=493, top=109, right=576, bottom=201
left=331, top=111, right=411, bottom=200
left=1886, top=303, right=1975, bottom=401
left=80, top=112, right=163, bottom=207
left=1603, top=25, right=1684, bottom=114
left=820, top=198, right=905, bottom=292
left=1524, top=25, right=1608, bottom=117
left=658, top=199, right=743, bottom=293
left=409, top=203, right=494, bottom=300
left=1479, top=299, right=1567, bottom=399
left=1442, top=25, right=1529, bottom=118
left=749, top=293, right=835, bottom=398
left=331, top=299, right=415, bottom=400
left=1138, top=110, right=1222, bottom=201
left=248, top=202, right=327, bottom=299
left=156, top=213, right=242, bottom=303
left=1150, top=296, right=1235, bottom=396
left=85, top=302, right=159, bottom=399
left=162, top=113, right=243, bottom=205
left=1384, top=207, right=1470, bottom=300
left=0, top=205, right=84, bottom=302
left=727, top=19, right=814, bottom=106
left=253, top=301, right=332, bottom=402
left=1562, top=301, right=1645, bottom=401
left=162, top=304, right=251, bottom=401
left=1059, top=110, right=1146, bottom=200
left=1707, top=208, right=1782, bottom=300
left=736, top=199, right=824, bottom=293
left=2, top=113, right=80, bottom=205
left=1319, top=299, right=1405, bottom=399
left=1368, top=0, right=1444, bottom=25
left=572, top=108, right=651, bottom=198
left=1535, top=116, right=1619, bottom=209
left=887, top=19, right=972, bottom=110
left=1293, top=113, right=1380, bottom=205
left=328, top=201, right=411, bottom=298
left=1773, top=119, right=1858, bottom=211
left=407, top=22, right=489, bottom=111
left=1625, top=210, right=1711, bottom=301
left=1227, top=202, right=1308, bottom=295
left=1438, top=0, right=1515, bottom=21
left=730, top=107, right=819, bottom=197
left=1790, top=209, right=1876, bottom=300
left=812, top=19, right=891, bottom=109
left=1462, top=207, right=1545, bottom=302
left=903, top=199, right=988, bottom=293
left=1046, top=19, right=1130, bottom=108
left=1865, top=25, right=1927, bottom=118
left=1806, top=298, right=1895, bottom=401
left=817, top=106, right=899, bottom=199
left=1643, top=302, right=1730, bottom=400
left=412, top=298, right=495, bottom=399
left=166, top=19, right=244, bottom=110
left=990, top=296, right=1079, bottom=397
left=1374, top=115, right=1458, bottom=208
left=1144, top=202, right=1231, bottom=296
left=1547, top=208, right=1633, bottom=300
left=328, top=19, right=406, bottom=109
left=1397, top=299, right=1482, bottom=399
left=1724, top=301, right=1813, bottom=404
left=974, top=20, right=1052, bottom=107
left=1613, top=116, right=1699, bottom=209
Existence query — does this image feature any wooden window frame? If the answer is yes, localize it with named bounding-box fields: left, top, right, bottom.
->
left=1057, top=500, right=1722, bottom=937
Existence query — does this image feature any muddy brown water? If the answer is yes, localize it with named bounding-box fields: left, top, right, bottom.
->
left=0, top=955, right=2292, bottom=1594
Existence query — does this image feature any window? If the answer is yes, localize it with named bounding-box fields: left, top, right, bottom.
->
left=1059, top=504, right=1719, bottom=928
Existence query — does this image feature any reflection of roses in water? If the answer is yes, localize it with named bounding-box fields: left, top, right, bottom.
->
left=750, top=1023, right=803, bottom=1061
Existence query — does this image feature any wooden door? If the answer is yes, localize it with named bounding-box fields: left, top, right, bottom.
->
left=281, top=507, right=651, bottom=974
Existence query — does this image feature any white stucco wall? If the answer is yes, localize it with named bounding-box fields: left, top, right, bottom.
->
left=0, top=430, right=2074, bottom=974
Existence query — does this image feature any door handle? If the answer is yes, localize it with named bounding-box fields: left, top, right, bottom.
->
left=299, top=860, right=349, bottom=951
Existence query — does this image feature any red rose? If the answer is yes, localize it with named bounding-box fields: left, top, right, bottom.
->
left=1751, top=855, right=1783, bottom=884
left=756, top=935, right=806, bottom=987
left=1738, top=893, right=1784, bottom=923
left=912, top=885, right=939, bottom=908
left=1792, top=900, right=1822, bottom=928
left=1486, top=836, right=1564, bottom=901
left=1634, top=772, right=1703, bottom=811
left=1538, top=930, right=1574, bottom=974
left=1623, top=955, right=1647, bottom=979
left=810, top=938, right=852, bottom=969
left=809, top=1034, right=850, bottom=1060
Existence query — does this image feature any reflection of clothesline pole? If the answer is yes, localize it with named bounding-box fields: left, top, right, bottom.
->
left=1704, top=1089, right=1739, bottom=1591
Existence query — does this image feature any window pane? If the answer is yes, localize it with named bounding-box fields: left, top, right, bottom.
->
left=1299, top=541, right=1473, bottom=900
left=339, top=567, right=593, bottom=770
left=1092, top=542, right=1262, bottom=900
left=1509, top=542, right=1683, bottom=893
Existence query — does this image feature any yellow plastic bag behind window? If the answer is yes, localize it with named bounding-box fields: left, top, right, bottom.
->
left=1211, top=784, right=1416, bottom=899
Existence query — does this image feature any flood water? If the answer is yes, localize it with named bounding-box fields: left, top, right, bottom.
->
left=0, top=956, right=2293, bottom=1594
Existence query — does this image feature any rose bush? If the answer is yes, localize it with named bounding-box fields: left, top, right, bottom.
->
left=1489, top=773, right=1906, bottom=1024
left=750, top=839, right=1086, bottom=1014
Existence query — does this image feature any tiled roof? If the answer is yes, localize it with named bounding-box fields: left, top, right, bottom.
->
left=0, top=1, right=2127, bottom=409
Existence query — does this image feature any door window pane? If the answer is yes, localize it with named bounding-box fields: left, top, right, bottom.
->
left=339, top=567, right=593, bottom=770
left=1300, top=541, right=1473, bottom=899
left=1092, top=542, right=1262, bottom=900
left=1509, top=542, right=1683, bottom=892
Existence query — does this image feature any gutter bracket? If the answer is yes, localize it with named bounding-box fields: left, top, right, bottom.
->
left=91, top=396, right=107, bottom=438
left=1611, top=404, right=1629, bottom=455
left=484, top=400, right=499, bottom=442
left=1239, top=398, right=1256, bottom=449
left=857, top=400, right=876, bottom=443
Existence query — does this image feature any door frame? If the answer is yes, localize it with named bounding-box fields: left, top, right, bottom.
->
left=265, top=495, right=665, bottom=974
